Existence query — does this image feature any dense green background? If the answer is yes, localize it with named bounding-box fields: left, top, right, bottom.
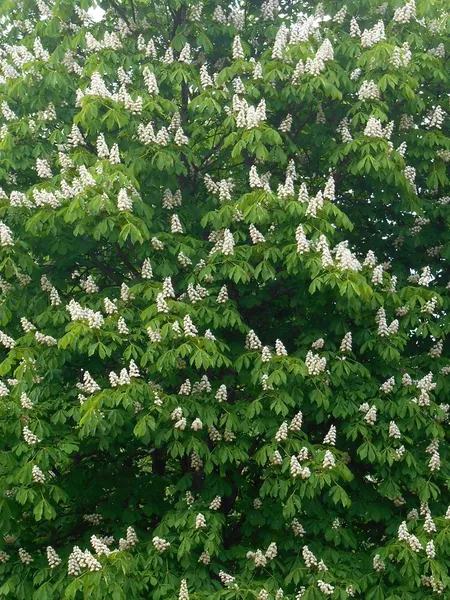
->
left=0, top=0, right=449, bottom=598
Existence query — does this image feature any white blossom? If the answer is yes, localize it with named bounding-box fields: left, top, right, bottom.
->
left=305, top=351, right=326, bottom=375
left=32, top=465, right=46, bottom=483
left=195, top=513, right=206, bottom=529
left=19, top=548, right=33, bottom=564
left=322, top=450, right=335, bottom=469
left=46, top=546, right=61, bottom=568
left=152, top=537, right=170, bottom=553
left=393, top=1, right=416, bottom=24
left=232, top=36, right=244, bottom=60
left=118, top=188, right=133, bottom=211
left=323, top=425, right=336, bottom=445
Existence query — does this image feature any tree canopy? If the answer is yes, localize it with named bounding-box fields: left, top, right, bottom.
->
left=0, top=0, right=450, bottom=599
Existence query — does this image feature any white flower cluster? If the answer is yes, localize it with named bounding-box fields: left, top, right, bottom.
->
left=77, top=371, right=100, bottom=395
left=323, top=450, right=335, bottom=469
left=83, top=513, right=103, bottom=525
left=143, top=67, right=158, bottom=95
left=19, top=548, right=33, bottom=564
left=198, top=550, right=210, bottom=565
left=427, top=443, right=441, bottom=472
left=0, top=380, right=9, bottom=397
left=375, top=307, right=398, bottom=337
left=392, top=42, right=412, bottom=67
left=261, top=346, right=272, bottom=362
left=209, top=495, right=222, bottom=510
left=137, top=116, right=187, bottom=146
left=295, top=39, right=335, bottom=81
left=289, top=411, right=303, bottom=431
left=32, top=465, right=46, bottom=483
left=249, top=224, right=265, bottom=244
left=290, top=455, right=311, bottom=479
left=426, top=105, right=445, bottom=130
left=275, top=422, right=288, bottom=441
left=358, top=80, right=380, bottom=101
left=272, top=24, right=289, bottom=59
left=277, top=174, right=295, bottom=199
left=364, top=117, right=393, bottom=139
left=68, top=546, right=102, bottom=575
left=231, top=35, right=244, bottom=59
left=302, top=545, right=317, bottom=568
left=429, top=340, right=443, bottom=358
left=234, top=97, right=267, bottom=130
left=394, top=446, right=406, bottom=461
left=337, top=117, right=353, bottom=142
left=247, top=543, right=278, bottom=569
left=205, top=174, right=235, bottom=201
left=323, top=425, right=336, bottom=445
left=317, top=581, right=334, bottom=596
left=373, top=554, right=385, bottom=571
left=397, top=521, right=422, bottom=552
left=279, top=114, right=292, bottom=132
left=67, top=299, right=104, bottom=329
left=333, top=6, right=347, bottom=23
left=306, top=191, right=325, bottom=218
left=191, top=418, right=203, bottom=432
left=340, top=332, right=352, bottom=352
left=20, top=392, right=33, bottom=409
left=412, top=372, right=436, bottom=407
left=428, top=43, right=446, bottom=59
left=96, top=134, right=120, bottom=163
left=195, top=513, right=206, bottom=529
left=191, top=451, right=203, bottom=470
left=363, top=405, right=377, bottom=425
left=420, top=295, right=436, bottom=313
left=179, top=579, right=189, bottom=600
left=0, top=329, right=14, bottom=349
left=393, top=1, right=416, bottom=24
left=1, top=101, right=16, bottom=121
left=182, top=315, right=198, bottom=337
left=360, top=20, right=386, bottom=48
left=36, top=157, right=52, bottom=178
left=249, top=166, right=272, bottom=192
left=421, top=576, right=445, bottom=595
left=218, top=570, right=236, bottom=587
left=380, top=376, right=395, bottom=393
left=271, top=450, right=283, bottom=465
left=292, top=518, right=305, bottom=537
left=162, top=188, right=182, bottom=210
left=46, top=546, right=61, bottom=568
left=118, top=526, right=138, bottom=551
left=389, top=421, right=401, bottom=439
left=80, top=71, right=143, bottom=114
left=90, top=535, right=111, bottom=556
left=118, top=188, right=133, bottom=211
left=109, top=360, right=140, bottom=387
left=23, top=425, right=41, bottom=445
left=305, top=351, right=326, bottom=375
left=0, top=221, right=14, bottom=246
left=85, top=30, right=122, bottom=53
left=334, top=241, right=361, bottom=272
left=295, top=224, right=310, bottom=254
left=152, top=536, right=170, bottom=552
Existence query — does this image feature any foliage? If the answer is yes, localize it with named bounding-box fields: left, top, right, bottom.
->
left=0, top=0, right=449, bottom=598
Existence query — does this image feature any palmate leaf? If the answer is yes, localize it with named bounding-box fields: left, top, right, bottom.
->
left=0, top=0, right=449, bottom=599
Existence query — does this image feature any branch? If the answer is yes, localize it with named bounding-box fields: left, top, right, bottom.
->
left=171, top=4, right=186, bottom=38
left=129, top=0, right=136, bottom=22
left=89, top=253, right=123, bottom=285
left=115, top=243, right=139, bottom=277
left=152, top=448, right=166, bottom=475
left=104, top=0, right=132, bottom=28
